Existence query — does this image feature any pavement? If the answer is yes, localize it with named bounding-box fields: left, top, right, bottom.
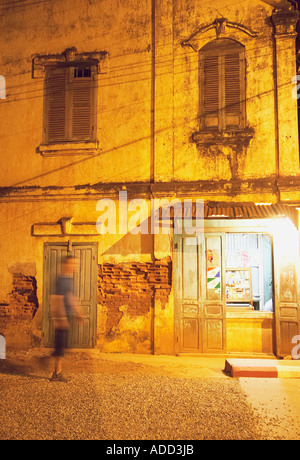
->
left=225, top=358, right=300, bottom=379
left=100, top=351, right=300, bottom=379
left=2, top=348, right=300, bottom=379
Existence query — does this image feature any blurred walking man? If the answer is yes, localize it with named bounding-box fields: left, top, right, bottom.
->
left=50, top=255, right=83, bottom=382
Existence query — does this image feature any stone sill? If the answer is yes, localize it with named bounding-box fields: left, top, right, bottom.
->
left=192, top=128, right=254, bottom=148
left=37, top=141, right=99, bottom=157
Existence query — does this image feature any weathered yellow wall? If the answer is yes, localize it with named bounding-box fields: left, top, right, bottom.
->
left=157, top=0, right=274, bottom=182
left=0, top=198, right=175, bottom=354
left=0, top=0, right=300, bottom=354
left=0, top=0, right=299, bottom=190
left=0, top=0, right=152, bottom=188
left=226, top=312, right=275, bottom=354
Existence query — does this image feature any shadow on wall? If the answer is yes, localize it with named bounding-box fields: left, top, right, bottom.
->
left=0, top=334, right=6, bottom=359
left=102, top=217, right=154, bottom=256
left=103, top=231, right=154, bottom=256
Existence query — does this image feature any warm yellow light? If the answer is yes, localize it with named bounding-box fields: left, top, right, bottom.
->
left=270, top=218, right=298, bottom=258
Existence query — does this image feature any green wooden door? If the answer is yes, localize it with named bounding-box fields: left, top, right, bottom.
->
left=174, top=233, right=226, bottom=354
left=43, top=243, right=98, bottom=348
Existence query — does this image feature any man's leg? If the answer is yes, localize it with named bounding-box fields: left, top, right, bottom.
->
left=55, top=356, right=63, bottom=375
left=51, top=329, right=68, bottom=381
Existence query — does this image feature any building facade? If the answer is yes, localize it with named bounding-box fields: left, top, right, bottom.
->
left=0, top=0, right=300, bottom=357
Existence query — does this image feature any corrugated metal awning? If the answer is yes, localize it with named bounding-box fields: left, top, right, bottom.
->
left=159, top=201, right=299, bottom=228
left=204, top=202, right=298, bottom=225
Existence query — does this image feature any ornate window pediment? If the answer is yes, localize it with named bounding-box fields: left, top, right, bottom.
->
left=182, top=18, right=258, bottom=52
left=32, top=47, right=109, bottom=78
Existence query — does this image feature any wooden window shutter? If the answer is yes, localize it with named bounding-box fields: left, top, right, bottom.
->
left=225, top=53, right=240, bottom=114
left=71, top=68, right=93, bottom=141
left=46, top=68, right=67, bottom=142
left=225, top=52, right=242, bottom=127
left=203, top=55, right=219, bottom=128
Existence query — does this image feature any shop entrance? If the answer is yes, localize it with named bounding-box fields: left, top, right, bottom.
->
left=174, top=231, right=274, bottom=354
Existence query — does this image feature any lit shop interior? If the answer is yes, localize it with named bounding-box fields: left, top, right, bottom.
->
left=225, top=234, right=273, bottom=312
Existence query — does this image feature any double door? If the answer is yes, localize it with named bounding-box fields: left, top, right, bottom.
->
left=174, top=233, right=226, bottom=353
left=43, top=243, right=98, bottom=349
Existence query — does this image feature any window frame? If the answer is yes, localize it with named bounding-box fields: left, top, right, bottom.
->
left=199, top=39, right=246, bottom=132
left=43, top=63, right=97, bottom=145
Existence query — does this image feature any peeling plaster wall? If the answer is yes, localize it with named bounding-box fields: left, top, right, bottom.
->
left=0, top=272, right=40, bottom=349
left=0, top=200, right=175, bottom=353
left=97, top=258, right=172, bottom=353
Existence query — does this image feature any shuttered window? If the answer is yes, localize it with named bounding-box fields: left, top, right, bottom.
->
left=200, top=39, right=245, bottom=130
left=45, top=66, right=96, bottom=144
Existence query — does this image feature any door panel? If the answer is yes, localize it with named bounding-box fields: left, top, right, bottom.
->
left=179, top=236, right=202, bottom=352
left=206, top=320, right=224, bottom=350
left=182, top=237, right=199, bottom=300
left=183, top=318, right=199, bottom=349
left=43, top=243, right=98, bottom=349
left=274, top=226, right=300, bottom=357
left=203, top=235, right=226, bottom=353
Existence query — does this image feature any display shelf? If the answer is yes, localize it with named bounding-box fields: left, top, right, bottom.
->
left=226, top=267, right=253, bottom=306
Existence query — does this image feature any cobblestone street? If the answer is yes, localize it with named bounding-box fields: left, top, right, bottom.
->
left=1, top=350, right=300, bottom=441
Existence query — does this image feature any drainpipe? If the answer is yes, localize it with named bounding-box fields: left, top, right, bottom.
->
left=150, top=0, right=156, bottom=355
left=150, top=0, right=156, bottom=184
left=271, top=18, right=280, bottom=200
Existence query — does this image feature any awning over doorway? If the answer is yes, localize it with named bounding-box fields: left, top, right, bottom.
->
left=160, top=201, right=299, bottom=229
left=204, top=202, right=299, bottom=228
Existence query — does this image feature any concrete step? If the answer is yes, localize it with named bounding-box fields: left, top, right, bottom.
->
left=225, top=358, right=300, bottom=378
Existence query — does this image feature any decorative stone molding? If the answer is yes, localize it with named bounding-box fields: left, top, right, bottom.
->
left=32, top=217, right=101, bottom=237
left=182, top=18, right=259, bottom=51
left=60, top=217, right=73, bottom=235
left=32, top=47, right=109, bottom=78
left=192, top=128, right=255, bottom=149
left=37, top=141, right=100, bottom=157
left=271, top=6, right=299, bottom=37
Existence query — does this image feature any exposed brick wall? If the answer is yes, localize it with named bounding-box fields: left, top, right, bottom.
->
left=98, top=257, right=172, bottom=334
left=0, top=274, right=39, bottom=320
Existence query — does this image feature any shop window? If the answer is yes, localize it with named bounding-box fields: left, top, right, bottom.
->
left=225, top=234, right=273, bottom=311
left=199, top=38, right=246, bottom=131
left=44, top=65, right=96, bottom=144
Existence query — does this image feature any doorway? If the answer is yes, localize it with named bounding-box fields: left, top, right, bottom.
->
left=43, top=243, right=98, bottom=349
left=174, top=231, right=274, bottom=354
